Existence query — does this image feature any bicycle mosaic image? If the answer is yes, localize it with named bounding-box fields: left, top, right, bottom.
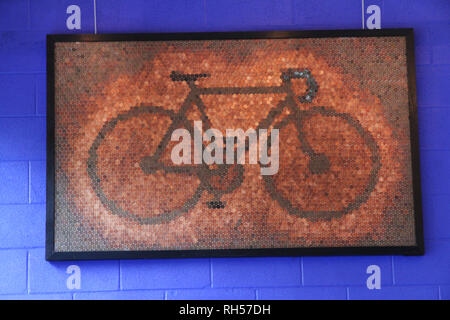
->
left=52, top=36, right=417, bottom=253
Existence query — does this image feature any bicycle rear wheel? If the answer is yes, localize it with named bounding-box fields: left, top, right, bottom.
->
left=87, top=106, right=204, bottom=225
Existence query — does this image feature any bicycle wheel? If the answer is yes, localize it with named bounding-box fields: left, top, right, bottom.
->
left=263, top=106, right=381, bottom=221
left=87, top=106, right=204, bottom=225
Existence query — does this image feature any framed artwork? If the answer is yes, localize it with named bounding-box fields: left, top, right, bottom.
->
left=46, top=29, right=423, bottom=260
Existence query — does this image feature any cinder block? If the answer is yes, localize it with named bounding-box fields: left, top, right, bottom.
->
left=415, top=46, right=432, bottom=65
left=0, top=0, right=28, bottom=31
left=206, top=0, right=292, bottom=31
left=74, top=290, right=163, bottom=300
left=0, top=204, right=45, bottom=248
left=96, top=0, right=205, bottom=33
left=28, top=248, right=119, bottom=293
left=302, top=256, right=392, bottom=286
left=422, top=194, right=450, bottom=239
left=0, top=32, right=45, bottom=73
left=427, top=22, right=450, bottom=47
left=0, top=75, right=35, bottom=116
left=393, top=240, right=450, bottom=285
left=420, top=150, right=450, bottom=195
left=293, top=0, right=360, bottom=28
left=418, top=107, right=450, bottom=150
left=30, top=0, right=94, bottom=34
left=36, top=74, right=46, bottom=115
left=416, top=65, right=450, bottom=107
left=211, top=257, right=301, bottom=288
left=167, top=288, right=255, bottom=300
left=30, top=161, right=46, bottom=203
left=433, top=45, right=450, bottom=65
left=440, top=286, right=450, bottom=300
left=120, top=258, right=210, bottom=290
left=348, top=286, right=439, bottom=300
left=0, top=293, right=72, bottom=300
left=0, top=162, right=28, bottom=204
left=0, top=249, right=27, bottom=294
left=258, top=287, right=347, bottom=300
left=0, top=118, right=46, bottom=161
left=382, top=0, right=449, bottom=24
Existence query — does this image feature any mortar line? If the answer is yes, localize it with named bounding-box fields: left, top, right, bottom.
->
left=28, top=161, right=31, bottom=204
left=209, top=258, right=214, bottom=288
left=26, top=250, right=30, bottom=294
left=34, top=75, right=38, bottom=115
left=291, top=0, right=295, bottom=25
left=27, top=0, right=31, bottom=30
left=391, top=256, right=396, bottom=285
left=118, top=260, right=122, bottom=290
left=203, top=0, right=207, bottom=26
left=300, top=257, right=305, bottom=286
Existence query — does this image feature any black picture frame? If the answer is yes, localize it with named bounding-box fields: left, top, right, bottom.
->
left=46, top=28, right=424, bottom=261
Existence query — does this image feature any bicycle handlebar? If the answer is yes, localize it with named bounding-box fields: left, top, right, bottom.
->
left=281, top=69, right=318, bottom=103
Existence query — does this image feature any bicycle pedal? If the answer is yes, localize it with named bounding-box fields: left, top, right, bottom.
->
left=206, top=201, right=226, bottom=209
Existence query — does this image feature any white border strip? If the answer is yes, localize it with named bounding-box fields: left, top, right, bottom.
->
left=94, top=0, right=97, bottom=34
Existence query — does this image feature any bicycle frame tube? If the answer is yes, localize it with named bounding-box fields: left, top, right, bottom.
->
left=196, top=85, right=288, bottom=96
left=172, top=77, right=308, bottom=156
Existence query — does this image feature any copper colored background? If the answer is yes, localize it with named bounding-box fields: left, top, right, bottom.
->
left=54, top=37, right=416, bottom=252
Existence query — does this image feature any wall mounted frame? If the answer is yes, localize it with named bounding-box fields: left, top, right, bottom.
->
left=46, top=29, right=424, bottom=260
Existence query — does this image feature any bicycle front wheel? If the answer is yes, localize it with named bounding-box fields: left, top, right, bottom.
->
left=263, top=106, right=381, bottom=221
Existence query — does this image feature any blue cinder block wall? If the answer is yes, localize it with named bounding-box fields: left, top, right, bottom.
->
left=0, top=0, right=449, bottom=300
